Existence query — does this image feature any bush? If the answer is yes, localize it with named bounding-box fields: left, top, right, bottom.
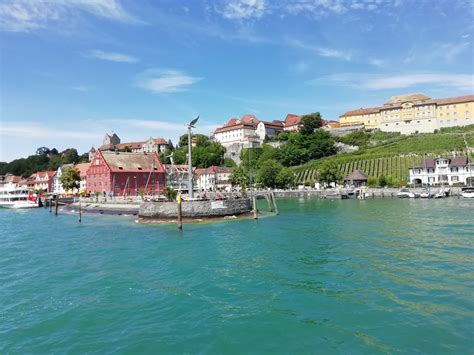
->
left=368, top=176, right=378, bottom=187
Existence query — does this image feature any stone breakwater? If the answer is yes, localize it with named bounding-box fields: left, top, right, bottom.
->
left=139, top=198, right=252, bottom=219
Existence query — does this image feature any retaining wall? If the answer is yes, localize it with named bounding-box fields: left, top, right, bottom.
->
left=139, top=198, right=252, bottom=218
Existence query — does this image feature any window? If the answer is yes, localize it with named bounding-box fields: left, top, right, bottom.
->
left=451, top=176, right=459, bottom=182
left=440, top=113, right=443, bottom=117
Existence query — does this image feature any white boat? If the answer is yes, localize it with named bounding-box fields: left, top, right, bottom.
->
left=397, top=188, right=411, bottom=198
left=408, top=192, right=420, bottom=198
left=434, top=188, right=446, bottom=199
left=461, top=187, right=474, bottom=198
left=0, top=183, right=38, bottom=209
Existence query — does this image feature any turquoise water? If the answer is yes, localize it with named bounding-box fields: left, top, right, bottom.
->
left=1, top=198, right=473, bottom=353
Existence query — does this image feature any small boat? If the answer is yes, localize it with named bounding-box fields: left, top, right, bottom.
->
left=461, top=187, right=474, bottom=198
left=434, top=188, right=446, bottom=199
left=397, top=188, right=411, bottom=198
left=408, top=192, right=420, bottom=198
left=0, top=184, right=38, bottom=208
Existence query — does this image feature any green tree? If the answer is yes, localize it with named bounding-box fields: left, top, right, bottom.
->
left=164, top=187, right=178, bottom=201
left=300, top=112, right=322, bottom=135
left=378, top=175, right=387, bottom=187
left=230, top=166, right=249, bottom=192
left=256, top=159, right=283, bottom=188
left=60, top=167, right=81, bottom=191
left=276, top=168, right=295, bottom=188
left=61, top=148, right=79, bottom=164
left=319, top=161, right=342, bottom=185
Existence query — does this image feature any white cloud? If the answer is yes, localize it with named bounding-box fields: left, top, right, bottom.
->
left=87, top=49, right=138, bottom=63
left=368, top=57, right=386, bottom=67
left=309, top=73, right=474, bottom=91
left=135, top=69, right=202, bottom=94
left=71, top=85, right=90, bottom=91
left=286, top=38, right=352, bottom=61
left=220, top=0, right=267, bottom=20
left=286, top=0, right=348, bottom=15
left=435, top=42, right=470, bottom=62
left=0, top=0, right=139, bottom=33
left=0, top=122, right=103, bottom=140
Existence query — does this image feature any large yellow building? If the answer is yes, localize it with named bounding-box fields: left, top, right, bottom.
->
left=339, top=93, right=474, bottom=134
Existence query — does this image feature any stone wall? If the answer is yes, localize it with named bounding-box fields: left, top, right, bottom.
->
left=139, top=198, right=252, bottom=218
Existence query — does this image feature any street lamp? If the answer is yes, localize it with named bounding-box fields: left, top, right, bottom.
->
left=187, top=116, right=199, bottom=199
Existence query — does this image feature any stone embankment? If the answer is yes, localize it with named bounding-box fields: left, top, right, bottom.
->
left=139, top=198, right=252, bottom=219
left=65, top=202, right=141, bottom=215
left=272, top=187, right=465, bottom=199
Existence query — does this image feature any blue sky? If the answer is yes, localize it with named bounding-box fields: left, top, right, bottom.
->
left=0, top=0, right=473, bottom=162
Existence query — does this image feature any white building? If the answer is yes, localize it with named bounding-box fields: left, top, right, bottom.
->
left=52, top=164, right=74, bottom=194
left=409, top=156, right=474, bottom=186
left=213, top=114, right=285, bottom=148
left=195, top=166, right=233, bottom=192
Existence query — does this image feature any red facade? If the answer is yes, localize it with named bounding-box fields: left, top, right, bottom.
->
left=86, top=151, right=166, bottom=196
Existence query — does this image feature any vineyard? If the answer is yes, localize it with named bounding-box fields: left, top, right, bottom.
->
left=292, top=130, right=474, bottom=184
left=293, top=155, right=425, bottom=183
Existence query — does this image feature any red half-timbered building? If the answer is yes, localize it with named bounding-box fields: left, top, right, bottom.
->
left=86, top=150, right=166, bottom=196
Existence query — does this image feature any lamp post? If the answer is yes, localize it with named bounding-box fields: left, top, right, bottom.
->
left=187, top=116, right=199, bottom=199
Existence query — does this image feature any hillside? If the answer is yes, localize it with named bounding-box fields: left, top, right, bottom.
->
left=293, top=125, right=474, bottom=184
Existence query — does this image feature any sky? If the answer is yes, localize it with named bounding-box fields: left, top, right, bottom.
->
left=0, top=0, right=473, bottom=162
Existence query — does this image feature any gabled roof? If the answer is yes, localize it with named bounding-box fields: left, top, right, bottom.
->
left=449, top=156, right=468, bottom=167
left=89, top=147, right=96, bottom=152
left=261, top=120, right=284, bottom=128
left=215, top=114, right=261, bottom=133
left=74, top=163, right=91, bottom=178
left=284, top=114, right=302, bottom=126
left=413, top=156, right=469, bottom=169
left=101, top=151, right=166, bottom=173
left=35, top=170, right=56, bottom=179
left=152, top=137, right=168, bottom=145
left=344, top=170, right=368, bottom=181
left=413, top=159, right=435, bottom=169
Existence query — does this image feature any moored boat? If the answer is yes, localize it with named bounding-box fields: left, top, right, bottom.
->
left=0, top=183, right=38, bottom=209
left=461, top=187, right=474, bottom=198
left=397, top=188, right=411, bottom=198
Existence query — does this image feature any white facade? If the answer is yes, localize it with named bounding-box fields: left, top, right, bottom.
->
left=409, top=158, right=474, bottom=186
left=380, top=116, right=473, bottom=134
left=214, top=127, right=260, bottom=148
left=196, top=168, right=232, bottom=192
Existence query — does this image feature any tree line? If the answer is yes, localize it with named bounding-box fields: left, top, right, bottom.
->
left=0, top=147, right=88, bottom=178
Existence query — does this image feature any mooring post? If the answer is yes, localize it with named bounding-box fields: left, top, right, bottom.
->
left=265, top=194, right=273, bottom=212
left=78, top=199, right=82, bottom=223
left=55, top=197, right=59, bottom=215
left=271, top=191, right=279, bottom=215
left=252, top=193, right=258, bottom=219
left=49, top=197, right=52, bottom=212
left=177, top=194, right=183, bottom=230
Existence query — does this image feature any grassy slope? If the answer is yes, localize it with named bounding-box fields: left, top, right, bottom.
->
left=293, top=126, right=474, bottom=183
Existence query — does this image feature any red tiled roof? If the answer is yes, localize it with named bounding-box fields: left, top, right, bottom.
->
left=101, top=151, right=166, bottom=173
left=261, top=120, right=284, bottom=128
left=35, top=170, right=56, bottom=179
left=74, top=163, right=90, bottom=178
left=434, top=95, right=474, bottom=105
left=284, top=114, right=302, bottom=126
left=340, top=107, right=381, bottom=117
left=153, top=137, right=168, bottom=145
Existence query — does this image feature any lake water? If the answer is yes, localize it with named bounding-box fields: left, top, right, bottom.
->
left=1, top=198, right=473, bottom=353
